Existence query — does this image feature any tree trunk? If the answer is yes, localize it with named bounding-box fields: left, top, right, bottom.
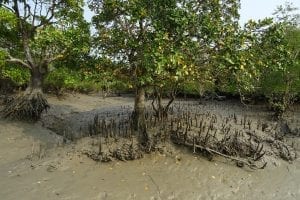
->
left=23, top=66, right=46, bottom=105
left=151, top=87, right=176, bottom=120
left=26, top=66, right=46, bottom=92
left=2, top=66, right=49, bottom=120
left=132, top=86, right=148, bottom=143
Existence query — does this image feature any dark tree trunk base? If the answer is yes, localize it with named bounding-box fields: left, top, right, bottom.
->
left=2, top=88, right=49, bottom=121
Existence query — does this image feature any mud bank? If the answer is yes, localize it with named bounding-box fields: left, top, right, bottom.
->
left=0, top=93, right=299, bottom=200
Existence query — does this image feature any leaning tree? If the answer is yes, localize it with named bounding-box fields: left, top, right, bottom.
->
left=0, top=0, right=87, bottom=120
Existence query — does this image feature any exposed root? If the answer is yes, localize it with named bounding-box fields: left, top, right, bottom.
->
left=271, top=140, right=297, bottom=161
left=1, top=89, right=49, bottom=121
left=56, top=100, right=297, bottom=168
left=82, top=137, right=143, bottom=162
left=113, top=142, right=144, bottom=161
left=175, top=140, right=267, bottom=169
left=170, top=129, right=268, bottom=169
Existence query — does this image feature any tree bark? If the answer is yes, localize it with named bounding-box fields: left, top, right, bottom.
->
left=151, top=87, right=176, bottom=120
left=132, top=86, right=148, bottom=142
left=26, top=66, right=47, bottom=93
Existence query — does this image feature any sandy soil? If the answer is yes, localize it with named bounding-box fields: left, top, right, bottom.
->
left=0, top=93, right=299, bottom=200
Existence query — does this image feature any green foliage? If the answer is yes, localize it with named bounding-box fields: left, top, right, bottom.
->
left=259, top=25, right=300, bottom=116
left=90, top=0, right=202, bottom=92
left=0, top=0, right=89, bottom=93
left=0, top=64, right=29, bottom=86
left=44, top=66, right=129, bottom=93
left=0, top=50, right=7, bottom=66
left=273, top=1, right=300, bottom=26
left=1, top=0, right=300, bottom=121
left=0, top=6, right=19, bottom=48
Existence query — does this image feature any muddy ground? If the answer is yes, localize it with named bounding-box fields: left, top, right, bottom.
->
left=0, top=93, right=299, bottom=200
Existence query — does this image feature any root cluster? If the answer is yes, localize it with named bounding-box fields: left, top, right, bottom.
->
left=77, top=101, right=297, bottom=168
left=1, top=90, right=49, bottom=120
left=83, top=137, right=143, bottom=162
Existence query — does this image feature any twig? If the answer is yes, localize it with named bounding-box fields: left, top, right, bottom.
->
left=181, top=141, right=266, bottom=169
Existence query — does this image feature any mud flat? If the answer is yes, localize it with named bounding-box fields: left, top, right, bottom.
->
left=0, top=93, right=299, bottom=200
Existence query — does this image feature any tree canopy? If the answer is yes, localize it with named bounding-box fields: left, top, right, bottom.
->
left=0, top=0, right=90, bottom=120
left=0, top=0, right=299, bottom=121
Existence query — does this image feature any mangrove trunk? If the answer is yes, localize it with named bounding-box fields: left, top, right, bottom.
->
left=132, top=86, right=148, bottom=143
left=2, top=66, right=49, bottom=120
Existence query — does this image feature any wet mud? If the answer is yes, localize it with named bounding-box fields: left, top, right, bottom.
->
left=0, top=93, right=299, bottom=200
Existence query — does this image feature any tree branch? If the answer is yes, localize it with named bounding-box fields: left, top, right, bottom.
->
left=12, top=0, right=35, bottom=67
left=7, top=55, right=32, bottom=69
left=0, top=4, right=15, bottom=13
left=34, top=0, right=60, bottom=29
left=31, top=0, right=38, bottom=27
left=23, top=0, right=31, bottom=20
left=41, top=49, right=67, bottom=66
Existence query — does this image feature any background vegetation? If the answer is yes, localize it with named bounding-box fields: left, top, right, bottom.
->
left=0, top=0, right=299, bottom=119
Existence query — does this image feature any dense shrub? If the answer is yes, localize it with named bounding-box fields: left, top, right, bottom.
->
left=0, top=64, right=29, bottom=87
left=44, top=67, right=131, bottom=94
